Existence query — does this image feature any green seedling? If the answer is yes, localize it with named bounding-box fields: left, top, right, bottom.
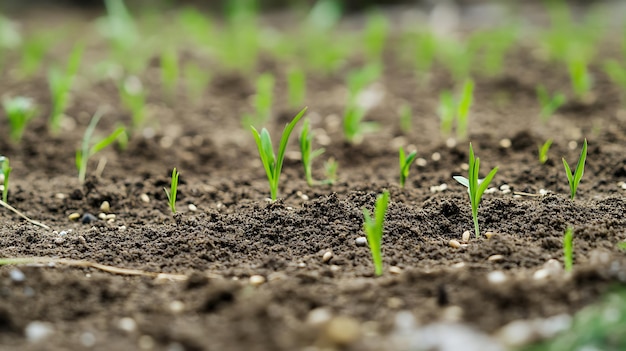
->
left=0, top=156, right=11, bottom=203
left=323, top=157, right=338, bottom=185
left=456, top=79, right=474, bottom=140
left=177, top=7, right=214, bottom=47
left=562, top=138, right=587, bottom=200
left=399, top=147, right=417, bottom=188
left=18, top=32, right=57, bottom=78
left=618, top=241, right=626, bottom=251
left=183, top=62, right=211, bottom=105
left=536, top=85, right=566, bottom=123
left=119, top=76, right=146, bottom=130
left=251, top=107, right=307, bottom=200
left=164, top=168, right=179, bottom=214
left=438, top=90, right=456, bottom=136
left=2, top=96, right=38, bottom=142
left=399, top=103, right=412, bottom=133
left=343, top=105, right=378, bottom=144
left=302, top=0, right=344, bottom=75
left=76, top=109, right=127, bottom=183
left=299, top=119, right=325, bottom=187
left=48, top=42, right=83, bottom=134
left=563, top=226, right=574, bottom=272
left=362, top=190, right=390, bottom=277
left=243, top=73, right=275, bottom=128
left=98, top=0, right=142, bottom=73
left=567, top=55, right=592, bottom=100
left=604, top=60, right=626, bottom=101
left=413, top=31, right=436, bottom=75
left=437, top=38, right=474, bottom=82
left=160, top=48, right=179, bottom=99
left=222, top=0, right=259, bottom=73
left=538, top=139, right=553, bottom=164
left=346, top=63, right=382, bottom=102
left=287, top=67, right=306, bottom=109
left=453, top=143, right=498, bottom=238
left=363, top=11, right=388, bottom=62
left=470, top=26, right=518, bottom=77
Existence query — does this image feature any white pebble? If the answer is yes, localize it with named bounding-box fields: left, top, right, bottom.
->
left=499, top=138, right=512, bottom=148
left=355, top=237, right=367, bottom=246
left=487, top=271, right=508, bottom=284
left=322, top=251, right=333, bottom=263
left=449, top=239, right=462, bottom=249
left=100, top=201, right=110, bottom=213
left=389, top=266, right=402, bottom=275
left=487, top=255, right=504, bottom=262
left=416, top=158, right=427, bottom=167
left=484, top=187, right=497, bottom=194
left=568, top=141, right=578, bottom=150
left=445, top=138, right=457, bottom=148
left=501, top=189, right=511, bottom=194
left=249, top=275, right=266, bottom=286
left=140, top=194, right=150, bottom=203
left=306, top=307, right=333, bottom=326
left=80, top=332, right=96, bottom=347
left=188, top=204, right=197, bottom=212
left=462, top=231, right=471, bottom=242
left=9, top=268, right=25, bottom=282
left=460, top=163, right=469, bottom=171
left=431, top=152, right=441, bottom=162
left=25, top=321, right=54, bottom=342
left=621, top=183, right=626, bottom=190
left=499, top=184, right=510, bottom=191
left=118, top=317, right=137, bottom=333
left=169, top=300, right=185, bottom=313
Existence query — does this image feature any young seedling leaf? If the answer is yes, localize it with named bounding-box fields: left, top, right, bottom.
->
left=362, top=190, right=390, bottom=276
left=562, top=139, right=587, bottom=200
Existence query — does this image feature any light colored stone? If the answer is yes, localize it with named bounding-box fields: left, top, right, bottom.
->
left=462, top=231, right=471, bottom=242
left=100, top=201, right=110, bottom=213
left=487, top=271, right=507, bottom=284
left=25, top=321, right=54, bottom=342
left=68, top=212, right=80, bottom=221
left=249, top=275, right=266, bottom=286
left=355, top=237, right=367, bottom=246
left=322, top=251, right=333, bottom=263
left=449, top=239, right=462, bottom=249
left=188, top=204, right=197, bottom=212
left=140, top=193, right=150, bottom=203
left=499, top=138, right=512, bottom=148
left=306, top=307, right=333, bottom=326
left=431, top=152, right=441, bottom=162
left=169, top=300, right=185, bottom=314
left=98, top=213, right=107, bottom=220
left=118, top=317, right=137, bottom=332
left=485, top=232, right=495, bottom=239
left=488, top=255, right=504, bottom=262
left=325, top=317, right=361, bottom=346
left=389, top=266, right=402, bottom=275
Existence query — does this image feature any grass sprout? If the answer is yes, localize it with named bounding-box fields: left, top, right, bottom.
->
left=438, top=90, right=456, bottom=136
left=48, top=42, right=83, bottom=134
left=604, top=60, right=626, bottom=102
left=563, top=226, right=574, bottom=272
left=456, top=79, right=475, bottom=140
left=438, top=79, right=474, bottom=139
left=363, top=11, right=388, bottom=62
left=399, top=147, right=417, bottom=188
left=251, top=107, right=307, bottom=200
left=119, top=76, right=146, bottom=130
left=0, top=156, right=11, bottom=203
left=567, top=55, right=592, bottom=100
left=346, top=63, right=382, bottom=102
left=164, top=168, right=179, bottom=214
left=453, top=143, right=498, bottom=238
left=362, top=190, right=390, bottom=277
left=76, top=108, right=127, bottom=183
left=2, top=96, right=38, bottom=143
left=536, top=84, right=566, bottom=123
left=287, top=67, right=306, bottom=109
left=244, top=73, right=275, bottom=128
left=399, top=103, right=412, bottom=133
left=299, top=119, right=325, bottom=186
left=160, top=48, right=179, bottom=99
left=343, top=105, right=378, bottom=144
left=538, top=139, right=553, bottom=164
left=562, top=138, right=587, bottom=200
left=323, top=157, right=338, bottom=185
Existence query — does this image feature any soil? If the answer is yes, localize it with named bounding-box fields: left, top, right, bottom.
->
left=1, top=4, right=626, bottom=351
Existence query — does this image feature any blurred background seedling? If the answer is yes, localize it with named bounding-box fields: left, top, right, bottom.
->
left=3, top=96, right=38, bottom=143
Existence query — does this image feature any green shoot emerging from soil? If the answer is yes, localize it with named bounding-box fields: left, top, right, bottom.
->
left=453, top=143, right=498, bottom=238
left=536, top=85, right=566, bottom=123
left=618, top=241, right=626, bottom=251
left=160, top=48, right=179, bottom=100
left=299, top=119, right=325, bottom=187
left=251, top=107, right=307, bottom=200
left=562, top=138, right=587, bottom=200
left=456, top=79, right=474, bottom=140
left=362, top=190, right=390, bottom=277
left=0, top=156, right=11, bottom=203
left=48, top=42, right=83, bottom=134
left=563, top=226, right=574, bottom=272
left=76, top=109, right=127, bottom=183
left=243, top=73, right=275, bottom=128
left=2, top=96, right=38, bottom=142
left=399, top=103, right=412, bottom=133
left=604, top=60, right=626, bottom=102
left=323, top=158, right=338, bottom=185
left=343, top=105, right=378, bottom=144
left=287, top=67, right=306, bottom=109
left=567, top=56, right=592, bottom=100
left=538, top=139, right=553, bottom=164
left=438, top=79, right=474, bottom=139
left=164, top=168, right=179, bottom=214
left=119, top=76, right=146, bottom=130
left=399, top=147, right=417, bottom=188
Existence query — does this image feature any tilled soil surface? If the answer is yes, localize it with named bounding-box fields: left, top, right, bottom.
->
left=1, top=6, right=626, bottom=351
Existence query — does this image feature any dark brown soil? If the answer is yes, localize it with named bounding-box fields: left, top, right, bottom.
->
left=1, top=5, right=626, bottom=351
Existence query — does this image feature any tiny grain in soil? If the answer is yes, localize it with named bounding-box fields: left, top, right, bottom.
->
left=1, top=2, right=626, bottom=351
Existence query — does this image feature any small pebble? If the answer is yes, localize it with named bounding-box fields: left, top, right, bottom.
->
left=487, top=271, right=508, bottom=284
left=100, top=201, right=110, bottom=213
left=9, top=268, right=25, bottom=282
left=488, top=255, right=504, bottom=262
left=249, top=275, right=266, bottom=286
left=55, top=193, right=66, bottom=200
left=416, top=158, right=427, bottom=167
left=68, top=212, right=80, bottom=221
left=485, top=232, right=495, bottom=239
left=98, top=213, right=107, bottom=220
left=306, top=307, right=333, bottom=326
left=80, top=332, right=96, bottom=347
left=118, top=317, right=137, bottom=332
left=389, top=266, right=402, bottom=275
left=500, top=184, right=510, bottom=191
left=539, top=189, right=550, bottom=195
left=322, top=251, right=333, bottom=263
left=460, top=163, right=469, bottom=171
left=168, top=300, right=185, bottom=314
left=25, top=321, right=54, bottom=342
left=81, top=213, right=97, bottom=224
left=449, top=239, right=462, bottom=249
left=105, top=214, right=116, bottom=220
left=431, top=152, right=441, bottom=162
left=452, top=262, right=466, bottom=269
left=325, top=317, right=361, bottom=346
left=462, top=231, right=471, bottom=242
left=140, top=194, right=150, bottom=203
left=445, top=138, right=457, bottom=148
left=355, top=237, right=367, bottom=246
left=499, top=138, right=512, bottom=148
left=568, top=140, right=578, bottom=150
left=188, top=204, right=197, bottom=212
left=621, top=183, right=626, bottom=190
